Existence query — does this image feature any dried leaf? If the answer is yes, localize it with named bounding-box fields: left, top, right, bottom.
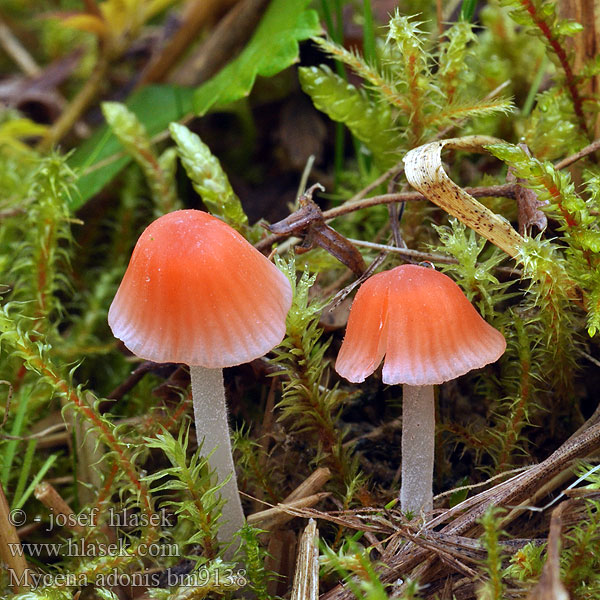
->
left=268, top=185, right=366, bottom=275
left=507, top=144, right=548, bottom=235
left=403, top=136, right=525, bottom=258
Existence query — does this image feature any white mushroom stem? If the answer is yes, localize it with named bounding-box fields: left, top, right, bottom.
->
left=190, top=365, right=245, bottom=550
left=400, top=384, right=435, bottom=515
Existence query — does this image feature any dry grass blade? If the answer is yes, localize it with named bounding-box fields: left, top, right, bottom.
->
left=321, top=420, right=600, bottom=600
left=526, top=502, right=569, bottom=600
left=0, top=483, right=30, bottom=591
left=283, top=467, right=332, bottom=503
left=403, top=136, right=526, bottom=259
left=247, top=493, right=331, bottom=531
left=291, top=519, right=319, bottom=600
left=248, top=466, right=331, bottom=530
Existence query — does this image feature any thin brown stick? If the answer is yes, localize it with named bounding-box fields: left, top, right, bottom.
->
left=327, top=185, right=517, bottom=220
left=170, top=0, right=270, bottom=86
left=554, top=138, right=600, bottom=170
left=283, top=468, right=332, bottom=504
left=345, top=162, right=404, bottom=204
left=34, top=482, right=86, bottom=535
left=436, top=0, right=444, bottom=38
left=82, top=0, right=101, bottom=17
left=0, top=17, right=39, bottom=76
left=247, top=493, right=330, bottom=530
left=38, top=55, right=109, bottom=151
left=255, top=184, right=517, bottom=251
left=0, top=483, right=30, bottom=591
left=291, top=519, right=319, bottom=600
left=106, top=361, right=167, bottom=402
left=137, top=0, right=233, bottom=86
left=347, top=238, right=523, bottom=277
left=0, top=422, right=66, bottom=441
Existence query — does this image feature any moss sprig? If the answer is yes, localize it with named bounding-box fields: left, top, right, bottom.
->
left=271, top=256, right=360, bottom=496
left=143, top=427, right=222, bottom=558
left=10, top=154, right=77, bottom=339
left=102, top=102, right=180, bottom=216
left=301, top=14, right=513, bottom=164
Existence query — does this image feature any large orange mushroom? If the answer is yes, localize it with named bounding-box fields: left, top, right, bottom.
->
left=109, top=209, right=292, bottom=546
left=335, top=264, right=506, bottom=514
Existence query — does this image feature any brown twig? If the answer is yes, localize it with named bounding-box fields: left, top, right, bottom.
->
left=347, top=239, right=523, bottom=277
left=106, top=361, right=172, bottom=403
left=328, top=185, right=518, bottom=220
left=0, top=17, right=39, bottom=77
left=34, top=482, right=86, bottom=535
left=0, top=483, right=30, bottom=591
left=283, top=468, right=332, bottom=504
left=247, top=493, right=331, bottom=531
left=170, top=0, right=270, bottom=86
left=82, top=0, right=102, bottom=17
left=344, top=161, right=404, bottom=204
left=38, top=55, right=110, bottom=151
left=137, top=0, right=236, bottom=86
left=255, top=184, right=517, bottom=251
left=554, top=138, right=600, bottom=170
left=436, top=0, right=444, bottom=38
left=247, top=467, right=331, bottom=531
left=386, top=172, right=407, bottom=249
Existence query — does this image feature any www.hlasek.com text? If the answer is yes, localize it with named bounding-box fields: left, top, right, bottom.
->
left=9, top=538, right=179, bottom=559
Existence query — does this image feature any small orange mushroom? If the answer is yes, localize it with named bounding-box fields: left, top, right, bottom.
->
left=109, top=209, right=292, bottom=547
left=335, top=264, right=506, bottom=514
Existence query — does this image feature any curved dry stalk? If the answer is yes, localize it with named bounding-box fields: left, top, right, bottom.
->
left=255, top=183, right=517, bottom=252
left=403, top=136, right=526, bottom=259
left=38, top=55, right=110, bottom=151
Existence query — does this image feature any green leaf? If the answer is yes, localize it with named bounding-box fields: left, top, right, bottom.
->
left=0, top=118, right=48, bottom=153
left=169, top=122, right=248, bottom=230
left=68, top=0, right=320, bottom=211
left=69, top=85, right=194, bottom=209
left=460, top=0, right=477, bottom=22
left=193, top=0, right=321, bottom=115
left=554, top=19, right=584, bottom=37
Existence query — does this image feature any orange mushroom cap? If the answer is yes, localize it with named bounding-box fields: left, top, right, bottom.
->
left=108, top=210, right=292, bottom=368
left=335, top=264, right=506, bottom=386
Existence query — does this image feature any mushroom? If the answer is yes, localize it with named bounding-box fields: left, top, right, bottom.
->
left=108, top=209, right=292, bottom=547
left=334, top=264, right=505, bottom=514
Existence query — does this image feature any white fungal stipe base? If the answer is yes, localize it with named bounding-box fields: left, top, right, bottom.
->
left=400, top=384, right=435, bottom=515
left=191, top=365, right=245, bottom=553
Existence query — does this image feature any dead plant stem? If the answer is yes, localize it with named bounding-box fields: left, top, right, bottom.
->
left=255, top=184, right=517, bottom=251
left=39, top=55, right=110, bottom=151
